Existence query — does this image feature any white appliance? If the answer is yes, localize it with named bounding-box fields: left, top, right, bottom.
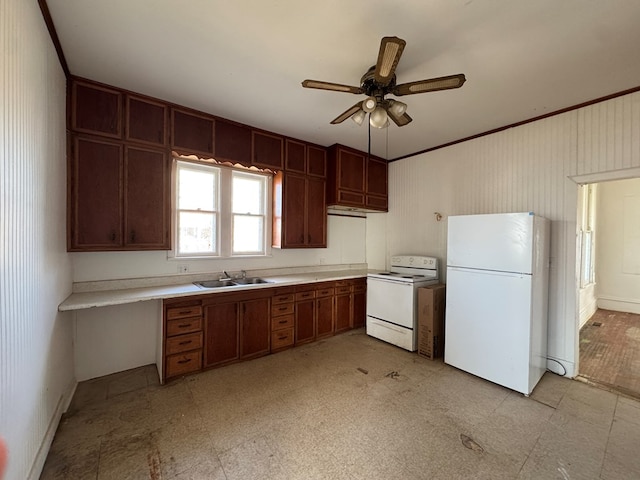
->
left=444, top=212, right=550, bottom=395
left=367, top=255, right=439, bottom=351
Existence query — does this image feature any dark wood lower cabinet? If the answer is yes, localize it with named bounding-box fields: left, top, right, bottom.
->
left=204, top=302, right=239, bottom=367
left=240, top=297, right=270, bottom=359
left=163, top=278, right=366, bottom=382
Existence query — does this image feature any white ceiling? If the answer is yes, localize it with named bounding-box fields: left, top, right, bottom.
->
left=46, top=0, right=640, bottom=160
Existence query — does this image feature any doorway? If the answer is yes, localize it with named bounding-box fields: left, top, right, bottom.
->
left=577, top=177, right=640, bottom=397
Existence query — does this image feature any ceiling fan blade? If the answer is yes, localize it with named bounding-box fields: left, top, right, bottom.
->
left=330, top=103, right=363, bottom=124
left=374, top=36, right=406, bottom=85
left=392, top=74, right=466, bottom=96
left=302, top=79, right=363, bottom=94
left=388, top=110, right=413, bottom=127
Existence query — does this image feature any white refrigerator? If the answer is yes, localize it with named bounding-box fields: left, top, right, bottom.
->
left=444, top=212, right=550, bottom=395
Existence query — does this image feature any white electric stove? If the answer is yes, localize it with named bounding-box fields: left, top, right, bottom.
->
left=367, top=255, right=439, bottom=351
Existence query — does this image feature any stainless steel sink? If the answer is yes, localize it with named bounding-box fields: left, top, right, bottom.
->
left=229, top=277, right=272, bottom=285
left=195, top=279, right=236, bottom=288
left=194, top=277, right=272, bottom=288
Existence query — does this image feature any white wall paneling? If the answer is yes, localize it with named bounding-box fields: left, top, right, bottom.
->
left=0, top=1, right=74, bottom=478
left=387, top=90, right=640, bottom=378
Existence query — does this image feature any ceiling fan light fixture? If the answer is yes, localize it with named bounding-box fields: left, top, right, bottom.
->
left=370, top=106, right=389, bottom=129
left=351, top=109, right=366, bottom=126
left=362, top=96, right=377, bottom=113
left=387, top=99, right=407, bottom=116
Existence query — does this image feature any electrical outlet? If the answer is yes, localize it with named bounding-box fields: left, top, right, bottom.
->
left=319, top=257, right=326, bottom=265
left=178, top=264, right=188, bottom=273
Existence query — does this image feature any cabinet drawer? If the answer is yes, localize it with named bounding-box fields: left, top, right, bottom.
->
left=335, top=285, right=351, bottom=295
left=165, top=331, right=203, bottom=355
left=296, top=290, right=316, bottom=301
left=166, top=317, right=202, bottom=337
left=271, top=313, right=294, bottom=330
left=166, top=350, right=202, bottom=377
left=271, top=303, right=294, bottom=316
left=167, top=305, right=202, bottom=320
left=272, top=293, right=295, bottom=304
left=271, top=327, right=294, bottom=350
left=316, top=287, right=335, bottom=298
left=353, top=282, right=366, bottom=293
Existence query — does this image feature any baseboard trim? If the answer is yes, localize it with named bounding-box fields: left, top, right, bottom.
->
left=598, top=296, right=640, bottom=315
left=27, top=379, right=77, bottom=480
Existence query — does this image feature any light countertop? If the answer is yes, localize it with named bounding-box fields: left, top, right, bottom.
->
left=59, top=269, right=370, bottom=312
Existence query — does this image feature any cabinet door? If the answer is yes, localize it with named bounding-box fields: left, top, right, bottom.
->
left=214, top=119, right=252, bottom=166
left=316, top=296, right=334, bottom=338
left=335, top=293, right=352, bottom=333
left=285, top=139, right=306, bottom=173
left=307, top=145, right=327, bottom=178
left=70, top=137, right=122, bottom=250
left=172, top=109, right=215, bottom=155
left=353, top=288, right=366, bottom=328
left=306, top=176, right=326, bottom=247
left=282, top=173, right=306, bottom=247
left=126, top=95, right=167, bottom=146
left=240, top=298, right=270, bottom=359
left=204, top=302, right=239, bottom=367
left=295, top=298, right=315, bottom=345
left=366, top=157, right=388, bottom=210
left=252, top=131, right=283, bottom=170
left=72, top=81, right=122, bottom=138
left=124, top=146, right=170, bottom=248
left=338, top=148, right=365, bottom=192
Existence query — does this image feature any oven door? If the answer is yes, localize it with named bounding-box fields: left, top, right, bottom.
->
left=366, top=277, right=415, bottom=329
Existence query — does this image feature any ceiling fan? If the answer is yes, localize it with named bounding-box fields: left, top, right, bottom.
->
left=302, top=36, right=466, bottom=128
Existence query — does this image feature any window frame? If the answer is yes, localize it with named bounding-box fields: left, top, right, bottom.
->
left=171, top=159, right=272, bottom=259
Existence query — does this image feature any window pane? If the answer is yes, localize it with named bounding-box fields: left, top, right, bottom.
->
left=179, top=167, right=216, bottom=211
left=179, top=211, right=216, bottom=254
left=233, top=215, right=263, bottom=253
left=233, top=174, right=263, bottom=214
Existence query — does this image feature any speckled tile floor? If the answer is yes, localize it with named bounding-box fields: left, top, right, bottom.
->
left=41, top=330, right=640, bottom=479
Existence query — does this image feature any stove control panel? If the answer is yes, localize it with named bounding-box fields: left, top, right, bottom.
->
left=390, top=255, right=438, bottom=269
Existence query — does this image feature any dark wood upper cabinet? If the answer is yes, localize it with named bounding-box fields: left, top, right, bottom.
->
left=172, top=109, right=215, bottom=155
left=307, top=145, right=327, bottom=178
left=71, top=81, right=122, bottom=138
left=126, top=95, right=167, bottom=146
left=252, top=131, right=283, bottom=170
left=124, top=146, right=170, bottom=248
left=285, top=139, right=306, bottom=173
left=327, top=144, right=388, bottom=212
left=214, top=119, right=252, bottom=166
left=70, top=137, right=123, bottom=250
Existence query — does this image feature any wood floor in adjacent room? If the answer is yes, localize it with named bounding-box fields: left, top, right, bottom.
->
left=41, top=329, right=640, bottom=479
left=580, top=309, right=640, bottom=398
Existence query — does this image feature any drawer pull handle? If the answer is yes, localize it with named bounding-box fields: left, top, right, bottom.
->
left=278, top=297, right=288, bottom=301
left=177, top=358, right=192, bottom=364
left=278, top=320, right=287, bottom=324
left=178, top=340, right=192, bottom=345
left=178, top=323, right=192, bottom=328
left=278, top=335, right=288, bottom=340
left=179, top=310, right=192, bottom=315
left=279, top=307, right=287, bottom=311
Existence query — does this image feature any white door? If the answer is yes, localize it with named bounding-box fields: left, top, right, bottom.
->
left=447, top=213, right=535, bottom=274
left=444, top=266, right=534, bottom=394
left=366, top=278, right=414, bottom=329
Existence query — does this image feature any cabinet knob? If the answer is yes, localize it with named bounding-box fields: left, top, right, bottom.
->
left=130, top=231, right=136, bottom=242
left=110, top=231, right=116, bottom=242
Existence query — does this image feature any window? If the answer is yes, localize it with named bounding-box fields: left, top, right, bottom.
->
left=579, top=183, right=596, bottom=287
left=175, top=160, right=270, bottom=257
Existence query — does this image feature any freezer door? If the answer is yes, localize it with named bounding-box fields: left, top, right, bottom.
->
left=447, top=212, right=535, bottom=274
left=444, top=266, right=537, bottom=395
